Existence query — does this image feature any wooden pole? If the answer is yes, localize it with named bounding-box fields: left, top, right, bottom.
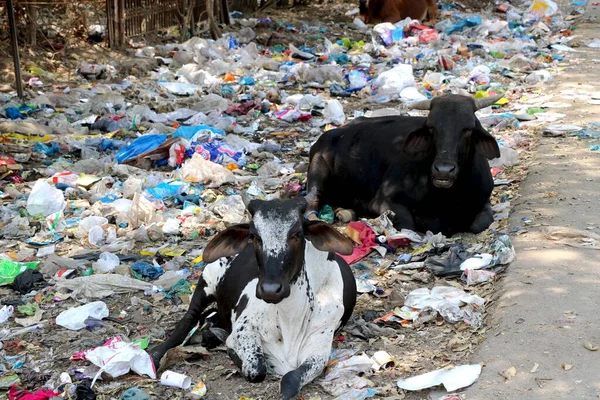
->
left=27, top=4, right=37, bottom=46
left=6, top=0, right=24, bottom=98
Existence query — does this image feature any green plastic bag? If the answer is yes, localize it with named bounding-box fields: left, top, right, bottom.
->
left=0, top=259, right=40, bottom=286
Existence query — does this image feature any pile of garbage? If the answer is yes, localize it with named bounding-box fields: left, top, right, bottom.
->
left=0, top=0, right=591, bottom=397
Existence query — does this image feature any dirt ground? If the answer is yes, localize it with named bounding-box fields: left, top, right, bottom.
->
left=465, top=3, right=600, bottom=399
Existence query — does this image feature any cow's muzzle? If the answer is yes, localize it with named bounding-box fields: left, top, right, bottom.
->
left=256, top=280, right=290, bottom=304
left=431, top=161, right=458, bottom=188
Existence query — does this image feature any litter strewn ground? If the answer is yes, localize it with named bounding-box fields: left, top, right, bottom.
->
left=1, top=0, right=599, bottom=398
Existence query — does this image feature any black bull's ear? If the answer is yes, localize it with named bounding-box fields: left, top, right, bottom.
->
left=404, top=127, right=431, bottom=154
left=304, top=221, right=354, bottom=255
left=474, top=119, right=501, bottom=160
left=202, top=224, right=250, bottom=263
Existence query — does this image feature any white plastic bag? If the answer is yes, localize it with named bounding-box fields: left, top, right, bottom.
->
left=26, top=180, right=65, bottom=217
left=373, top=64, right=416, bottom=95
left=56, top=301, right=109, bottom=330
left=56, top=274, right=154, bottom=300
left=323, top=100, right=346, bottom=126
left=0, top=305, right=14, bottom=323
left=177, top=154, right=235, bottom=187
left=92, top=252, right=120, bottom=273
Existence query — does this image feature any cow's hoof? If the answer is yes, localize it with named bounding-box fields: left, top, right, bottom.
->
left=280, top=369, right=302, bottom=400
left=470, top=209, right=493, bottom=234
left=335, top=208, right=355, bottom=223
left=147, top=347, right=165, bottom=370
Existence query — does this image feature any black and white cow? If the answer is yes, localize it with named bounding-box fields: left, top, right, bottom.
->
left=149, top=192, right=356, bottom=399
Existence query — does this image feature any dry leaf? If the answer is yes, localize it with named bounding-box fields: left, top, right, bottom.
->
left=159, top=345, right=210, bottom=371
left=500, top=366, right=517, bottom=380
left=583, top=341, right=599, bottom=351
left=562, top=363, right=573, bottom=371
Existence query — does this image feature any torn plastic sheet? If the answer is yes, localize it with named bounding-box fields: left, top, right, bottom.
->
left=397, top=364, right=482, bottom=392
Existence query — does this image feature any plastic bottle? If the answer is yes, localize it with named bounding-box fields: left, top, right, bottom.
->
left=56, top=301, right=109, bottom=330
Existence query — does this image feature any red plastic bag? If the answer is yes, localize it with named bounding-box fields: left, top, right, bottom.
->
left=8, top=386, right=61, bottom=400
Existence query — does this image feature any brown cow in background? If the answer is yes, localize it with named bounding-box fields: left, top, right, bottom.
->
left=359, top=0, right=439, bottom=24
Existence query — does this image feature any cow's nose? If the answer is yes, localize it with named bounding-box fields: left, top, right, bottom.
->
left=434, top=163, right=456, bottom=174
left=260, top=281, right=283, bottom=296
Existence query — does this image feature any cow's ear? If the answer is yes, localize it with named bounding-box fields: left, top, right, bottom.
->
left=404, top=127, right=431, bottom=154
left=203, top=224, right=250, bottom=263
left=304, top=221, right=354, bottom=255
left=474, top=120, right=500, bottom=160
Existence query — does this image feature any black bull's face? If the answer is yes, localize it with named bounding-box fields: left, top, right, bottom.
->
left=404, top=95, right=502, bottom=188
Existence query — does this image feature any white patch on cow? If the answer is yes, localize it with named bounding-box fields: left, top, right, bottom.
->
left=252, top=209, right=296, bottom=257
left=201, top=258, right=232, bottom=296
left=227, top=241, right=345, bottom=381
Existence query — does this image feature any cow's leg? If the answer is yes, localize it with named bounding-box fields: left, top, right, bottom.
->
left=305, top=152, right=330, bottom=220
left=228, top=329, right=267, bottom=383
left=470, top=202, right=493, bottom=234
left=280, top=355, right=327, bottom=400
left=148, top=277, right=214, bottom=367
left=369, top=195, right=415, bottom=231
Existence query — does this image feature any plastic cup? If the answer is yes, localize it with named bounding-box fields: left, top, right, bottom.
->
left=161, top=370, right=192, bottom=389
left=371, top=350, right=396, bottom=370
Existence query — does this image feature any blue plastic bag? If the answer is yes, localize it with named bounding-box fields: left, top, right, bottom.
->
left=446, top=16, right=482, bottom=34
left=115, top=134, right=167, bottom=163
left=145, top=181, right=187, bottom=201
left=172, top=125, right=225, bottom=140
left=5, top=107, right=24, bottom=120
left=132, top=261, right=164, bottom=280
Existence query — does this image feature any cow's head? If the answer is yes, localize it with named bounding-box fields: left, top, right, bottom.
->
left=202, top=190, right=353, bottom=304
left=404, top=94, right=501, bottom=189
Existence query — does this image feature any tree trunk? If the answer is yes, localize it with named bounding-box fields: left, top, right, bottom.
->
left=206, top=0, right=222, bottom=40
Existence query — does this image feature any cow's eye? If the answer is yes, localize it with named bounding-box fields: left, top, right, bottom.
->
left=290, top=231, right=302, bottom=240
left=250, top=233, right=262, bottom=243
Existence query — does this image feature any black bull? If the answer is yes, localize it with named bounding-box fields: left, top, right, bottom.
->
left=305, top=94, right=502, bottom=236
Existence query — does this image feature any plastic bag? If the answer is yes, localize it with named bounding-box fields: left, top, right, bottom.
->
left=26, top=179, right=65, bottom=217
left=127, top=193, right=163, bottom=229
left=446, top=16, right=482, bottom=34
left=0, top=305, right=14, bottom=323
left=210, top=195, right=247, bottom=224
left=524, top=0, right=558, bottom=22
left=177, top=154, right=236, bottom=187
left=56, top=301, right=109, bottom=330
left=92, top=252, right=120, bottom=273
left=116, top=135, right=168, bottom=164
left=373, top=64, right=415, bottom=95
left=0, top=259, right=40, bottom=286
left=397, top=364, right=482, bottom=392
left=145, top=181, right=187, bottom=201
left=189, top=140, right=247, bottom=167
left=132, top=261, right=164, bottom=280
left=489, top=145, right=518, bottom=168
left=56, top=274, right=154, bottom=300
left=79, top=336, right=157, bottom=384
left=323, top=100, right=346, bottom=126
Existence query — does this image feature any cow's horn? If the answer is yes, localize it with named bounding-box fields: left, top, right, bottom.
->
left=474, top=94, right=503, bottom=110
left=304, top=187, right=317, bottom=205
left=408, top=99, right=432, bottom=110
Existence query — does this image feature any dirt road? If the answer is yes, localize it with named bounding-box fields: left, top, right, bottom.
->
left=465, top=4, right=600, bottom=399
